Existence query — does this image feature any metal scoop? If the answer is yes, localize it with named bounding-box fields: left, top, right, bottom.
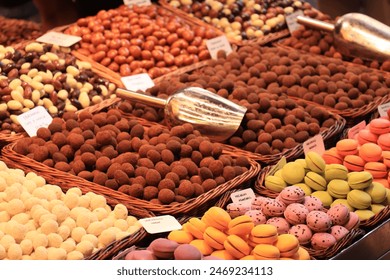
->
left=297, top=13, right=390, bottom=62
left=116, top=87, right=247, bottom=142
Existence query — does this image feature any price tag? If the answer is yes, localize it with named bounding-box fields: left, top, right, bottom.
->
left=230, top=188, right=256, bottom=206
left=285, top=10, right=304, bottom=34
left=378, top=102, right=390, bottom=118
left=36, top=31, right=81, bottom=47
left=121, top=73, right=155, bottom=92
left=139, top=215, right=182, bottom=234
left=348, top=120, right=366, bottom=139
left=123, top=0, right=151, bottom=7
left=268, top=156, right=287, bottom=176
left=17, top=106, right=53, bottom=137
left=303, top=134, right=325, bottom=156
left=206, top=35, right=233, bottom=59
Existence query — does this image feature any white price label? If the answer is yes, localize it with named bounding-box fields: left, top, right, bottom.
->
left=139, top=215, right=182, bottom=234
left=378, top=102, right=390, bottom=117
left=123, top=0, right=151, bottom=7
left=206, top=35, right=233, bottom=59
left=285, top=10, right=304, bottom=34
left=230, top=188, right=256, bottom=205
left=36, top=31, right=81, bottom=47
left=121, top=73, right=155, bottom=92
left=348, top=120, right=366, bottom=139
left=303, top=134, right=325, bottom=156
left=17, top=106, right=53, bottom=137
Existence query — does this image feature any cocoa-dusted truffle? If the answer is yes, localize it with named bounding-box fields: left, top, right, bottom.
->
left=155, top=161, right=171, bottom=178
left=92, top=113, right=107, bottom=127
left=191, top=151, right=203, bottom=166
left=67, top=133, right=84, bottom=150
left=135, top=166, right=148, bottom=178
left=101, top=146, right=118, bottom=159
left=165, top=172, right=180, bottom=187
left=158, top=188, right=175, bottom=204
left=202, top=178, right=217, bottom=192
left=93, top=171, right=108, bottom=186
left=52, top=132, right=67, bottom=148
left=78, top=170, right=93, bottom=181
left=116, top=132, right=131, bottom=142
left=33, top=146, right=49, bottom=162
left=55, top=161, right=72, bottom=172
left=180, top=160, right=198, bottom=177
left=121, top=163, right=135, bottom=177
left=96, top=131, right=114, bottom=146
left=106, top=179, right=119, bottom=190
left=127, top=184, right=144, bottom=198
left=132, top=176, right=146, bottom=187
left=36, top=127, right=51, bottom=141
left=53, top=152, right=68, bottom=163
left=177, top=180, right=195, bottom=198
left=114, top=170, right=130, bottom=185
left=48, top=122, right=63, bottom=134
left=138, top=158, right=154, bottom=169
left=130, top=124, right=144, bottom=138
left=222, top=166, right=236, bottom=181
left=166, top=139, right=181, bottom=154
left=158, top=178, right=176, bottom=191
left=80, top=144, right=95, bottom=154
left=45, top=143, right=59, bottom=157
left=80, top=119, right=95, bottom=131
left=60, top=145, right=74, bottom=160
left=145, top=169, right=161, bottom=186
left=95, top=156, right=111, bottom=172
left=171, top=165, right=188, bottom=180
left=65, top=119, right=79, bottom=131
left=72, top=160, right=86, bottom=175
left=81, top=152, right=96, bottom=167
left=143, top=186, right=158, bottom=200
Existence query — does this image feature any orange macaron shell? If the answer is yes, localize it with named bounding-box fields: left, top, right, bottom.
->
left=343, top=155, right=366, bottom=172
left=369, top=118, right=390, bottom=135
left=202, top=207, right=231, bottom=231
left=358, top=143, right=383, bottom=162
left=227, top=215, right=255, bottom=236
left=364, top=162, right=388, bottom=179
left=249, top=224, right=278, bottom=245
left=322, top=148, right=344, bottom=164
left=357, top=129, right=379, bottom=145
left=378, top=133, right=390, bottom=151
left=336, top=139, right=359, bottom=156
left=382, top=151, right=390, bottom=168
left=224, top=235, right=251, bottom=259
left=252, top=244, right=280, bottom=260
left=203, top=227, right=228, bottom=250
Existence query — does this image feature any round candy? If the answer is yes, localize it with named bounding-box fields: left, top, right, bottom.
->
left=306, top=211, right=332, bottom=232
left=357, top=129, right=378, bottom=145
left=343, top=155, right=365, bottom=172
left=266, top=217, right=291, bottom=234
left=284, top=203, right=309, bottom=225
left=336, top=139, right=359, bottom=157
left=288, top=224, right=313, bottom=245
left=359, top=143, right=382, bottom=162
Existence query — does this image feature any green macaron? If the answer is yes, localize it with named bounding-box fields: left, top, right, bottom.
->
left=304, top=171, right=327, bottom=191
left=327, top=179, right=351, bottom=199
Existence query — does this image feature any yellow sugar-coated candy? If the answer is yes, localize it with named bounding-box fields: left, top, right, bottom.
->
left=33, top=246, right=48, bottom=260
left=70, top=206, right=89, bottom=220
left=63, top=192, right=79, bottom=209
left=0, top=234, right=16, bottom=250
left=93, top=208, right=108, bottom=221
left=32, top=207, right=50, bottom=224
left=38, top=213, right=57, bottom=227
left=71, top=227, right=86, bottom=243
left=20, top=239, right=33, bottom=255
left=98, top=228, right=117, bottom=247
left=78, top=195, right=90, bottom=208
left=67, top=187, right=82, bottom=196
left=76, top=211, right=94, bottom=229
left=25, top=220, right=37, bottom=232
left=7, top=243, right=23, bottom=260
left=67, top=250, right=83, bottom=260
left=61, top=217, right=76, bottom=232
left=7, top=198, right=25, bottom=216
left=47, top=247, right=67, bottom=260
left=127, top=225, right=141, bottom=235
left=81, top=234, right=98, bottom=248
left=40, top=220, right=59, bottom=235
left=22, top=180, right=37, bottom=193
left=115, top=231, right=129, bottom=240
left=60, top=239, right=76, bottom=253
left=89, top=194, right=107, bottom=210
left=32, top=233, right=48, bottom=249
left=87, top=221, right=106, bottom=236
left=101, top=217, right=114, bottom=228
left=6, top=221, right=26, bottom=243
left=11, top=212, right=30, bottom=224
left=58, top=225, right=71, bottom=240
left=24, top=197, right=41, bottom=211
left=126, top=216, right=138, bottom=226
left=0, top=231, right=4, bottom=239
left=0, top=211, right=10, bottom=223
left=76, top=240, right=94, bottom=256
left=114, top=219, right=128, bottom=231
left=47, top=233, right=63, bottom=248
left=30, top=176, right=46, bottom=188
left=0, top=161, right=7, bottom=170
left=51, top=204, right=70, bottom=223
left=113, top=204, right=128, bottom=220
left=32, top=188, right=48, bottom=200
left=0, top=177, right=6, bottom=192
left=0, top=244, right=6, bottom=259
left=20, top=191, right=32, bottom=202
left=4, top=185, right=21, bottom=201
left=44, top=185, right=63, bottom=200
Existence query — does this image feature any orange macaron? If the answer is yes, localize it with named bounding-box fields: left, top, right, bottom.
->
left=358, top=143, right=382, bottom=162
left=336, top=139, right=359, bottom=157
left=364, top=162, right=388, bottom=179
left=369, top=118, right=390, bottom=135
left=377, top=133, right=390, bottom=151
left=322, top=148, right=344, bottom=164
left=357, top=129, right=378, bottom=145
left=343, top=155, right=366, bottom=172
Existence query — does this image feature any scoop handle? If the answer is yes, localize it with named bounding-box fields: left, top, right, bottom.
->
left=116, top=88, right=166, bottom=108
left=297, top=15, right=335, bottom=32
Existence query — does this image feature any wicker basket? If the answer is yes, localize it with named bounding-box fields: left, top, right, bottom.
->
left=0, top=157, right=153, bottom=260
left=255, top=163, right=390, bottom=228
left=215, top=187, right=365, bottom=259
left=1, top=139, right=261, bottom=217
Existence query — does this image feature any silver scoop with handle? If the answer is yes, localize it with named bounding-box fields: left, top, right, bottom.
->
left=116, top=87, right=247, bottom=142
left=297, top=13, right=390, bottom=62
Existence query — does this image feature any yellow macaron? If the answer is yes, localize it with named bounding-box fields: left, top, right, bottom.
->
left=203, top=226, right=228, bottom=250
left=224, top=234, right=251, bottom=259
left=249, top=224, right=278, bottom=245
left=202, top=207, right=231, bottom=231
left=274, top=234, right=300, bottom=257
left=167, top=230, right=194, bottom=244
left=184, top=218, right=207, bottom=239
left=227, top=215, right=254, bottom=236
left=252, top=244, right=280, bottom=260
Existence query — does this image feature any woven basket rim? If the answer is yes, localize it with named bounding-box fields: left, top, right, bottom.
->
left=2, top=140, right=261, bottom=216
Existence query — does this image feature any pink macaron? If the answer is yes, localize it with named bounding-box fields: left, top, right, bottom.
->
left=266, top=217, right=291, bottom=234
left=311, top=232, right=337, bottom=250
left=343, top=212, right=360, bottom=230
left=277, top=186, right=306, bottom=205
left=327, top=204, right=350, bottom=225
left=303, top=196, right=324, bottom=212
left=288, top=224, right=313, bottom=245
left=284, top=203, right=310, bottom=225
left=245, top=210, right=267, bottom=225
left=330, top=225, right=350, bottom=241
left=306, top=211, right=332, bottom=232
left=261, top=199, right=287, bottom=217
